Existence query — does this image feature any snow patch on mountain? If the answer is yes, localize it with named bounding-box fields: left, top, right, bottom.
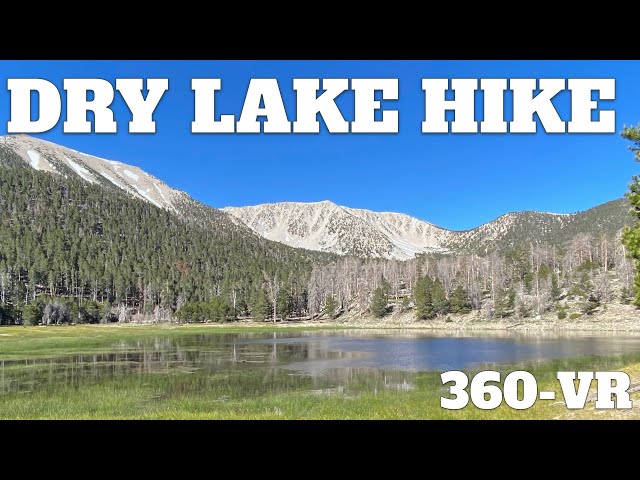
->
left=3, top=135, right=184, bottom=215
left=27, top=150, right=41, bottom=170
left=133, top=185, right=163, bottom=208
left=65, top=156, right=96, bottom=184
left=124, top=169, right=139, bottom=181
left=99, top=170, right=124, bottom=189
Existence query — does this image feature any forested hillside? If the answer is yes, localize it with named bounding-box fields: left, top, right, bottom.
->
left=0, top=144, right=332, bottom=324
left=308, top=231, right=635, bottom=321
left=0, top=135, right=636, bottom=326
left=445, top=199, right=632, bottom=254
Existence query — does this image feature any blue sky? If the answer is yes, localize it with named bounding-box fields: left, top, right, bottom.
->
left=1, top=60, right=638, bottom=230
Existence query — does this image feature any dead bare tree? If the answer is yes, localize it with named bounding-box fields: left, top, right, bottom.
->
left=264, top=272, right=280, bottom=323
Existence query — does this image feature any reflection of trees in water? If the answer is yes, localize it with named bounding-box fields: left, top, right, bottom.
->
left=308, top=367, right=415, bottom=393
left=7, top=331, right=640, bottom=396
left=0, top=334, right=418, bottom=397
left=0, top=334, right=320, bottom=394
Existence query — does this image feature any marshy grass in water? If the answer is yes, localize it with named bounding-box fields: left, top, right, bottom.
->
left=1, top=325, right=640, bottom=419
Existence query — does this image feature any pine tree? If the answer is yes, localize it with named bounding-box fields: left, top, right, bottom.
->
left=431, top=278, right=449, bottom=315
left=414, top=275, right=435, bottom=320
left=370, top=287, right=388, bottom=318
left=550, top=273, right=561, bottom=301
left=495, top=287, right=516, bottom=318
left=621, top=125, right=640, bottom=306
left=251, top=289, right=272, bottom=320
left=0, top=303, right=18, bottom=325
left=324, top=295, right=338, bottom=319
left=218, top=298, right=234, bottom=322
left=621, top=286, right=633, bottom=305
left=276, top=289, right=293, bottom=320
left=449, top=285, right=471, bottom=314
left=570, top=271, right=593, bottom=299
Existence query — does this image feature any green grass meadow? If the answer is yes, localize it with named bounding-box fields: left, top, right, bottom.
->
left=0, top=324, right=638, bottom=419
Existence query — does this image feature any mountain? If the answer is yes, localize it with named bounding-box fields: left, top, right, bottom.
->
left=0, top=135, right=332, bottom=320
left=0, top=135, right=248, bottom=232
left=1, top=135, right=632, bottom=263
left=222, top=202, right=451, bottom=259
left=0, top=134, right=634, bottom=326
left=224, top=199, right=633, bottom=259
left=445, top=200, right=632, bottom=254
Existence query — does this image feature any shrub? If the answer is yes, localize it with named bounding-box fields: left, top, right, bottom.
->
left=0, top=304, right=18, bottom=325
left=557, top=305, right=568, bottom=320
left=581, top=295, right=600, bottom=315
left=22, top=301, right=44, bottom=325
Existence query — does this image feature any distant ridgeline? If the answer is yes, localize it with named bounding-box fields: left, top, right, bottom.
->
left=445, top=199, right=633, bottom=256
left=0, top=136, right=635, bottom=325
left=224, top=199, right=633, bottom=259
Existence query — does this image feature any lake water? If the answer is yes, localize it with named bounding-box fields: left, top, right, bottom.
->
left=3, top=330, right=640, bottom=397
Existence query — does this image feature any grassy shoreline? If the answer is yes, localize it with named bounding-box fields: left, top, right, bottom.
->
left=3, top=320, right=640, bottom=361
left=1, top=323, right=640, bottom=419
left=0, top=323, right=349, bottom=360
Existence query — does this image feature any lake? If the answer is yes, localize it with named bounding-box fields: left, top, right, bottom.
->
left=3, top=330, right=640, bottom=399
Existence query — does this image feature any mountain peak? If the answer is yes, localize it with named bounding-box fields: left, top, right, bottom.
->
left=223, top=201, right=452, bottom=259
left=224, top=199, right=339, bottom=209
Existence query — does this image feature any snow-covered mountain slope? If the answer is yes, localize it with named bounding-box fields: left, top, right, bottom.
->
left=1, top=135, right=188, bottom=214
left=223, top=199, right=632, bottom=259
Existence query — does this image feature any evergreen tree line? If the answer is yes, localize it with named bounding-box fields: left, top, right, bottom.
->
left=0, top=147, right=330, bottom=325
left=621, top=125, right=640, bottom=306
